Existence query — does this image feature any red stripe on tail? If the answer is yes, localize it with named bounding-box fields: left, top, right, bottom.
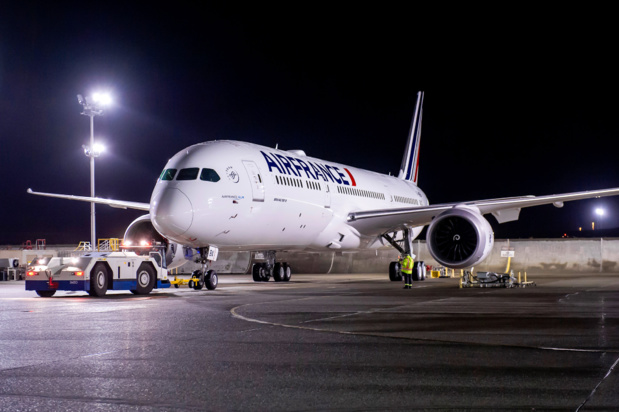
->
left=412, top=148, right=420, bottom=184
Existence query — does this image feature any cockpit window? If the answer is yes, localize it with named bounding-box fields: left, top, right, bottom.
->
left=160, top=169, right=177, bottom=181
left=176, top=168, right=200, bottom=180
left=200, top=168, right=221, bottom=182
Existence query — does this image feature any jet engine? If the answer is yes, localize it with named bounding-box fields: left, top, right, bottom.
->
left=426, top=207, right=494, bottom=269
left=123, top=214, right=186, bottom=269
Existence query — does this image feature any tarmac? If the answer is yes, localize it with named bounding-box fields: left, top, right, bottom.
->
left=1, top=272, right=618, bottom=410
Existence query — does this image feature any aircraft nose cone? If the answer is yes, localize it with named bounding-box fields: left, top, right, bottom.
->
left=151, top=188, right=193, bottom=237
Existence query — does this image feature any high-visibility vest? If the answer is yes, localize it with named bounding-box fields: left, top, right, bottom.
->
left=401, top=255, right=414, bottom=274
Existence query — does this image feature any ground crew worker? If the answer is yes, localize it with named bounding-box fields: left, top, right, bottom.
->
left=401, top=253, right=414, bottom=289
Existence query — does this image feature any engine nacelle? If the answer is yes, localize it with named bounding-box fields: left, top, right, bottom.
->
left=426, top=207, right=494, bottom=269
left=123, top=214, right=187, bottom=269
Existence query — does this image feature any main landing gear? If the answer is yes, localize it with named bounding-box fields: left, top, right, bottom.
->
left=252, top=251, right=292, bottom=282
left=383, top=228, right=426, bottom=283
left=189, top=247, right=219, bottom=291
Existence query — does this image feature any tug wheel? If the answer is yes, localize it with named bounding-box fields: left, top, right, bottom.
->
left=90, top=263, right=109, bottom=297
left=135, top=264, right=156, bottom=295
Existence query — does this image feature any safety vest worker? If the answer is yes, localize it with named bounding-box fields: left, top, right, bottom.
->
left=401, top=254, right=414, bottom=289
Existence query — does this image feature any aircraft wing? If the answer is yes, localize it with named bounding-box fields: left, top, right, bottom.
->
left=27, top=189, right=150, bottom=211
left=347, top=187, right=619, bottom=235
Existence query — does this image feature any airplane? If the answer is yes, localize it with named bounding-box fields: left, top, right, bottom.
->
left=28, top=91, right=619, bottom=289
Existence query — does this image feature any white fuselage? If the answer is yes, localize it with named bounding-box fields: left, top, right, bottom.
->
left=150, top=140, right=428, bottom=251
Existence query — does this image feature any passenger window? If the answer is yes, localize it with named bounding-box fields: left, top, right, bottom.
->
left=160, top=169, right=177, bottom=181
left=177, top=168, right=199, bottom=180
left=200, top=168, right=221, bottom=182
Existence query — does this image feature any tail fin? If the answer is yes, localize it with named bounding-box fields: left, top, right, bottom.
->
left=398, top=91, right=424, bottom=184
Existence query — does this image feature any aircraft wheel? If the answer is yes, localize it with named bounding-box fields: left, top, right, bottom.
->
left=252, top=264, right=262, bottom=282
left=389, top=261, right=402, bottom=281
left=412, top=262, right=422, bottom=282
left=260, top=263, right=270, bottom=282
left=90, top=263, right=109, bottom=297
left=36, top=290, right=56, bottom=298
left=205, top=270, right=218, bottom=290
left=191, top=270, right=204, bottom=290
left=283, top=263, right=291, bottom=282
left=273, top=263, right=283, bottom=282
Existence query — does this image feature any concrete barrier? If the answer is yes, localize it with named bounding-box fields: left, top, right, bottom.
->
left=3, top=239, right=618, bottom=275
left=177, top=238, right=619, bottom=274
left=480, top=238, right=618, bottom=273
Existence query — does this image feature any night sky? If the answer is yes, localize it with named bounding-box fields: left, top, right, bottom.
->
left=2, top=4, right=619, bottom=245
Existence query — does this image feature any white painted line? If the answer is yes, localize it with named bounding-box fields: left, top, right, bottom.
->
left=576, top=354, right=619, bottom=411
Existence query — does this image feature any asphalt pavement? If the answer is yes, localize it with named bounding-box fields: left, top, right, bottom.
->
left=1, top=272, right=618, bottom=410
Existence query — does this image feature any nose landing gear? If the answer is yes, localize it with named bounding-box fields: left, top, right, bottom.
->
left=190, top=247, right=219, bottom=290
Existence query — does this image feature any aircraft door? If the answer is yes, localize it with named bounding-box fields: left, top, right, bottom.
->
left=242, top=160, right=265, bottom=202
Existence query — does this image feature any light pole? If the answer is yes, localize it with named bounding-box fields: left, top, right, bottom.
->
left=77, top=92, right=111, bottom=250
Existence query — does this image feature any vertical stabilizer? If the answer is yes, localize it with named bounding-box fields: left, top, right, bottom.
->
left=398, top=91, right=424, bottom=184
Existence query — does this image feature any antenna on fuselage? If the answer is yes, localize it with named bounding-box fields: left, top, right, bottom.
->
left=275, top=143, right=279, bottom=149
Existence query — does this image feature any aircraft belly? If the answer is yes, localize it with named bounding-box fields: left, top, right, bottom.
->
left=186, top=197, right=330, bottom=249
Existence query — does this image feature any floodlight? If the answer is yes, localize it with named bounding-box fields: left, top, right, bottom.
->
left=78, top=89, right=113, bottom=248
left=93, top=142, right=105, bottom=155
left=92, top=92, right=112, bottom=106
left=595, top=208, right=605, bottom=217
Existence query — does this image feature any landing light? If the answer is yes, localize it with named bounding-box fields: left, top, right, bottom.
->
left=140, top=240, right=150, bottom=247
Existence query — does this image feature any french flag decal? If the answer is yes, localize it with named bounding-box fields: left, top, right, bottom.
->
left=344, top=168, right=356, bottom=186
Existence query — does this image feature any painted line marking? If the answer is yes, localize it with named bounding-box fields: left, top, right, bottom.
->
left=230, top=298, right=619, bottom=354
left=576, top=354, right=619, bottom=411
left=82, top=351, right=116, bottom=358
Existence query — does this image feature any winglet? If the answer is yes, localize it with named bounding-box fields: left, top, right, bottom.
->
left=398, top=91, right=424, bottom=184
